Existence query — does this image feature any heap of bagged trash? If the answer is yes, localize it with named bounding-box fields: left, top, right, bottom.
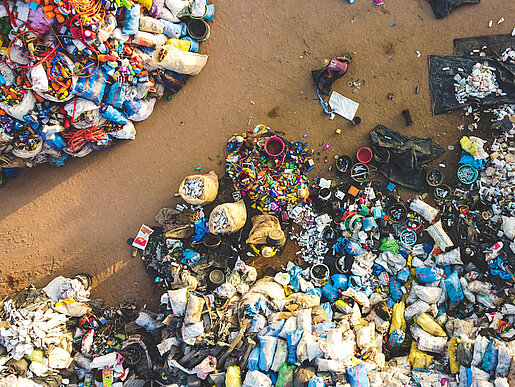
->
left=2, top=120, right=515, bottom=386
left=0, top=0, right=213, bottom=169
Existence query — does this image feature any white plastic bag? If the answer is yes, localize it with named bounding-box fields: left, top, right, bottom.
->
left=110, top=122, right=136, bottom=140
left=29, top=64, right=48, bottom=93
left=317, top=358, right=346, bottom=372
left=242, top=370, right=271, bottom=387
left=64, top=98, right=106, bottom=129
left=325, top=328, right=354, bottom=361
left=152, top=44, right=208, bottom=75
left=355, top=322, right=375, bottom=351
left=426, top=220, right=454, bottom=251
left=410, top=199, right=439, bottom=223
left=168, top=288, right=188, bottom=316
left=278, top=317, right=297, bottom=339
left=404, top=300, right=431, bottom=321
left=184, top=294, right=205, bottom=325
left=502, top=216, right=515, bottom=240
left=435, top=247, right=463, bottom=266
left=271, top=339, right=288, bottom=372
left=127, top=98, right=157, bottom=121
left=296, top=308, right=312, bottom=333
left=413, top=285, right=442, bottom=304
left=1, top=90, right=36, bottom=121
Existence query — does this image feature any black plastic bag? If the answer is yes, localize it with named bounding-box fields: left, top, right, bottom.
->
left=370, top=125, right=444, bottom=192
left=429, top=0, right=479, bottom=19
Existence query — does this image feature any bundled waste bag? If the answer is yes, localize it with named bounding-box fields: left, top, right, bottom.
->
left=179, top=171, right=219, bottom=205
left=152, top=44, right=208, bottom=75
left=246, top=214, right=285, bottom=245
left=209, top=200, right=247, bottom=234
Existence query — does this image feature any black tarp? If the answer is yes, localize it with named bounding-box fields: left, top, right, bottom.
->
left=428, top=55, right=515, bottom=115
left=429, top=0, right=480, bottom=19
left=370, top=125, right=445, bottom=192
left=453, top=34, right=515, bottom=56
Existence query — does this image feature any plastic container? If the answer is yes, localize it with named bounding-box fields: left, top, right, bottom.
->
left=426, top=169, right=444, bottom=186
left=322, top=227, right=339, bottom=243
left=350, top=163, right=369, bottom=182
left=356, top=147, right=373, bottom=163
left=187, top=19, right=210, bottom=42
left=207, top=269, right=225, bottom=289
left=336, top=155, right=352, bottom=173
left=264, top=136, right=285, bottom=157
left=310, top=263, right=330, bottom=286
left=457, top=164, right=478, bottom=184
left=318, top=187, right=331, bottom=201
left=387, top=202, right=407, bottom=223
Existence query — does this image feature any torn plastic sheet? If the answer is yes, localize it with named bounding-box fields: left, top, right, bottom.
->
left=428, top=0, right=480, bottom=19
left=369, top=125, right=444, bottom=191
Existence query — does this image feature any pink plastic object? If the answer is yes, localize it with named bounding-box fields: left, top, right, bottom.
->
left=357, top=147, right=373, bottom=164
left=264, top=136, right=285, bottom=157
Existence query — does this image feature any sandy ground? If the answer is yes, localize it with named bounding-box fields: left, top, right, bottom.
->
left=0, top=0, right=514, bottom=306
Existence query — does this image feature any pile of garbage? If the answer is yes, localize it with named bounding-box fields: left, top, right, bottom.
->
left=454, top=62, right=503, bottom=105
left=225, top=125, right=314, bottom=216
left=3, top=119, right=515, bottom=386
left=0, top=0, right=213, bottom=170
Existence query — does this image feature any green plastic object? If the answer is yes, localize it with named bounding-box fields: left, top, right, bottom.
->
left=378, top=238, right=399, bottom=254
left=276, top=363, right=296, bottom=387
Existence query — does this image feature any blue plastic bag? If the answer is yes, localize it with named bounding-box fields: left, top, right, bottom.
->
left=122, top=4, right=140, bottom=35
left=346, top=364, right=370, bottom=387
left=99, top=105, right=129, bottom=125
left=72, top=67, right=107, bottom=102
left=105, top=82, right=126, bottom=109
left=286, top=330, right=303, bottom=365
left=248, top=347, right=260, bottom=371
left=396, top=268, right=410, bottom=283
left=389, top=278, right=403, bottom=301
left=181, top=249, right=200, bottom=266
left=259, top=320, right=285, bottom=337
left=321, top=302, right=332, bottom=321
left=481, top=339, right=498, bottom=374
left=192, top=217, right=208, bottom=242
left=445, top=271, right=464, bottom=304
left=415, top=267, right=444, bottom=283
left=160, top=19, right=187, bottom=38
left=258, top=335, right=278, bottom=372
left=249, top=314, right=267, bottom=333
left=331, top=274, right=348, bottom=290
left=321, top=282, right=339, bottom=302
left=289, top=266, right=303, bottom=292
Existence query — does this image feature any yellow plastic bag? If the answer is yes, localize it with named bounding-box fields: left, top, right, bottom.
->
left=408, top=342, right=433, bottom=369
left=179, top=170, right=219, bottom=205
left=460, top=136, right=478, bottom=156
left=166, top=38, right=192, bottom=52
left=448, top=337, right=460, bottom=374
left=389, top=301, right=406, bottom=335
left=225, top=365, right=242, bottom=387
left=414, top=312, right=447, bottom=337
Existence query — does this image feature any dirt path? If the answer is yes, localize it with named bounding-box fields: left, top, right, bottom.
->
left=0, top=0, right=513, bottom=306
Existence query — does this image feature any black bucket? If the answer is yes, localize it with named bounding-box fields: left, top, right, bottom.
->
left=336, top=155, right=352, bottom=173
left=187, top=19, right=210, bottom=42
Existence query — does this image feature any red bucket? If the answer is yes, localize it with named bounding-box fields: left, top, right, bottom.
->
left=357, top=147, right=373, bottom=164
left=265, top=136, right=285, bottom=157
